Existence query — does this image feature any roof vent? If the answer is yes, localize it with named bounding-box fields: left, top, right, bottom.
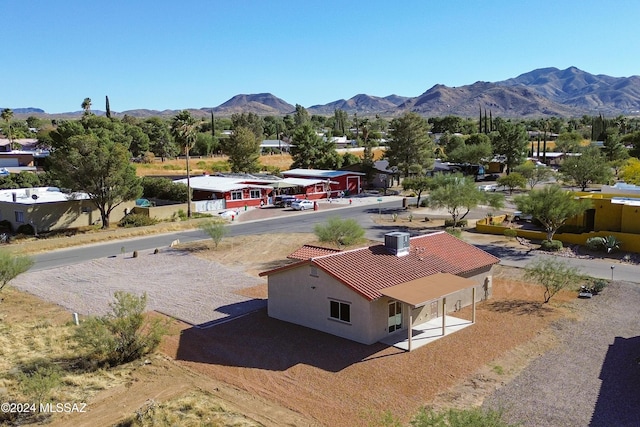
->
left=384, top=231, right=410, bottom=257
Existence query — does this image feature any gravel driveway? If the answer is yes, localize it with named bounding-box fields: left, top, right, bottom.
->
left=11, top=248, right=266, bottom=326
left=483, top=280, right=640, bottom=427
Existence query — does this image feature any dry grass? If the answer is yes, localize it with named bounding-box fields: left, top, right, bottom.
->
left=0, top=288, right=136, bottom=407
left=7, top=217, right=219, bottom=256
left=116, top=390, right=261, bottom=427
left=134, top=148, right=387, bottom=177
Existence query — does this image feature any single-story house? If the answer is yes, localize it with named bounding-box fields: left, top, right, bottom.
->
left=260, top=231, right=499, bottom=350
left=281, top=168, right=365, bottom=197
left=0, top=187, right=135, bottom=233
left=260, top=139, right=293, bottom=153
left=174, top=175, right=274, bottom=210
left=174, top=174, right=337, bottom=210
left=340, top=160, right=400, bottom=189
left=0, top=139, right=48, bottom=170
left=531, top=151, right=566, bottom=167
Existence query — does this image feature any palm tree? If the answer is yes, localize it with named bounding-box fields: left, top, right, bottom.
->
left=81, top=97, right=92, bottom=115
left=170, top=110, right=197, bottom=218
left=1, top=108, right=13, bottom=148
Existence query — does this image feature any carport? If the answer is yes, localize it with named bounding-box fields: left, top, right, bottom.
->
left=379, top=272, right=479, bottom=352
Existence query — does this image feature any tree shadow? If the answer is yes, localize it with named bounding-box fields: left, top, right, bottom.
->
left=486, top=299, right=552, bottom=316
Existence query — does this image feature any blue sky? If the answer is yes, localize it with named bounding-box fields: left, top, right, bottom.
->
left=4, top=0, right=640, bottom=113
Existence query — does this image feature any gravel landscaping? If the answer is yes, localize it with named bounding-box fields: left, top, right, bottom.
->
left=483, top=280, right=640, bottom=427
left=10, top=248, right=266, bottom=326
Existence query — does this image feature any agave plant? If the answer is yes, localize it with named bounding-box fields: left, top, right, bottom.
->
left=602, top=235, right=622, bottom=253
left=586, top=235, right=622, bottom=254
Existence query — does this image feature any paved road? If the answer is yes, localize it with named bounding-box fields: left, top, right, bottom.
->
left=30, top=198, right=408, bottom=271
left=29, top=196, right=640, bottom=283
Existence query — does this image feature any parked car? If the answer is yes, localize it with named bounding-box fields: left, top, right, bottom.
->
left=218, top=210, right=239, bottom=220
left=478, top=184, right=498, bottom=192
left=291, top=200, right=315, bottom=211
left=512, top=211, right=533, bottom=221
left=274, top=195, right=297, bottom=208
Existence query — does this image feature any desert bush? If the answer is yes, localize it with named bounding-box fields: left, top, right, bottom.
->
left=410, top=406, right=517, bottom=427
left=18, top=361, right=62, bottom=406
left=0, top=250, right=33, bottom=292
left=525, top=258, right=582, bottom=303
left=420, top=199, right=429, bottom=207
left=141, top=151, right=155, bottom=164
left=75, top=291, right=168, bottom=366
left=503, top=229, right=518, bottom=239
left=540, top=239, right=563, bottom=252
left=314, top=217, right=365, bottom=249
left=199, top=221, right=227, bottom=248
left=590, top=278, right=608, bottom=294
left=444, top=219, right=468, bottom=228
left=16, top=224, right=35, bottom=235
left=118, top=214, right=158, bottom=228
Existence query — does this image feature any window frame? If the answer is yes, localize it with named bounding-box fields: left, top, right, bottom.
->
left=231, top=191, right=242, bottom=200
left=329, top=299, right=351, bottom=323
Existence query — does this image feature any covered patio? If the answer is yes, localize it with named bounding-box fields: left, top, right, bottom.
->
left=379, top=272, right=479, bottom=352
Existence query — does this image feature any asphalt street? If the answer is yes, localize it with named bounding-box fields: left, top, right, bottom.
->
left=29, top=197, right=640, bottom=283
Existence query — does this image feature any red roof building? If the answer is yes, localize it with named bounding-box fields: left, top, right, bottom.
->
left=261, top=231, right=499, bottom=349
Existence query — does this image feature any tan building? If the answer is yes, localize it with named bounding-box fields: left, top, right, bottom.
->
left=0, top=187, right=135, bottom=233
left=260, top=232, right=499, bottom=350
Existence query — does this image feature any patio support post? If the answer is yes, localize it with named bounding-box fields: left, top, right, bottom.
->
left=408, top=309, right=413, bottom=352
left=472, top=287, right=476, bottom=323
left=442, top=297, right=447, bottom=336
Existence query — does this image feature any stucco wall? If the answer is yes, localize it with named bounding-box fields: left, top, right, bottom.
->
left=267, top=265, right=379, bottom=345
left=268, top=264, right=494, bottom=345
left=0, top=199, right=136, bottom=232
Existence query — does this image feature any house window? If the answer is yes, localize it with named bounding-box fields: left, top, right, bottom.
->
left=329, top=300, right=351, bottom=323
left=231, top=191, right=242, bottom=200
left=250, top=189, right=260, bottom=199
left=14, top=211, right=24, bottom=223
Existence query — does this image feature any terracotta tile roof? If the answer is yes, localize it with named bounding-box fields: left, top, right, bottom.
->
left=310, top=231, right=499, bottom=301
left=287, top=245, right=341, bottom=260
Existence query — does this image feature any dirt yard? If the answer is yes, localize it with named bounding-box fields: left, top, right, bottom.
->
left=2, top=231, right=587, bottom=426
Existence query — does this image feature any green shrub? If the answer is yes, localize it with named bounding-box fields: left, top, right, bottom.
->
left=591, top=279, right=608, bottom=294
left=444, top=219, right=468, bottom=228
left=74, top=291, right=168, bottom=366
left=445, top=227, right=462, bottom=238
left=199, top=221, right=227, bottom=248
left=141, top=177, right=189, bottom=202
left=503, top=229, right=518, bottom=239
left=16, top=224, right=35, bottom=235
left=420, top=199, right=429, bottom=207
left=540, top=239, right=563, bottom=252
left=314, top=217, right=365, bottom=249
left=586, top=235, right=622, bottom=254
left=0, top=219, right=13, bottom=232
left=118, top=214, right=158, bottom=228
left=18, top=362, right=62, bottom=406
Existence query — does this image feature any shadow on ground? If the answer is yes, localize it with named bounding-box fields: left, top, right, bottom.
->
left=176, top=309, right=393, bottom=372
left=590, top=335, right=640, bottom=426
left=486, top=299, right=552, bottom=317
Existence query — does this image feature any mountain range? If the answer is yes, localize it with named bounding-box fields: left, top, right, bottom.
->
left=10, top=67, right=640, bottom=119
